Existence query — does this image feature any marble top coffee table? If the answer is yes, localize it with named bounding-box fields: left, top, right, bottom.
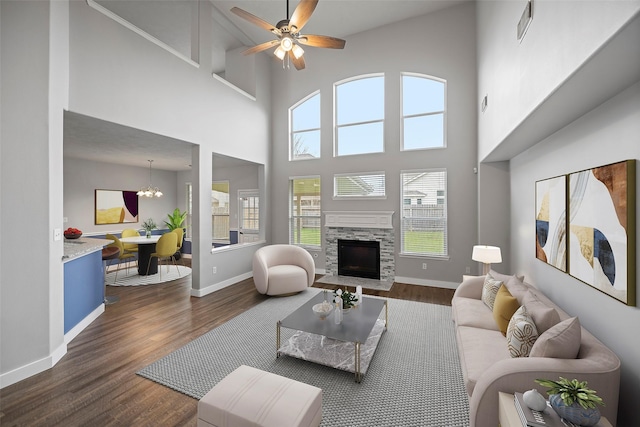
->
left=277, top=291, right=388, bottom=382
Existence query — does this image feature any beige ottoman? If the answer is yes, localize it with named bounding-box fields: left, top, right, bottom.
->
left=197, top=365, right=322, bottom=427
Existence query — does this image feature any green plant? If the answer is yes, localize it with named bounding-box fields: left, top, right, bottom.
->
left=535, top=377, right=604, bottom=409
left=141, top=218, right=157, bottom=232
left=334, top=288, right=358, bottom=309
left=164, top=208, right=187, bottom=231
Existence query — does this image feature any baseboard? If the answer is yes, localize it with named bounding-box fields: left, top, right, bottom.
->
left=191, top=272, right=254, bottom=297
left=0, top=342, right=67, bottom=389
left=64, top=304, right=105, bottom=345
left=394, top=276, right=459, bottom=290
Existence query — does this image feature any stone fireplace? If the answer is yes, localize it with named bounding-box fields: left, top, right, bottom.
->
left=324, top=211, right=395, bottom=282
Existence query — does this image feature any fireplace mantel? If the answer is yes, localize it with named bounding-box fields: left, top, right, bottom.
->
left=324, top=211, right=394, bottom=229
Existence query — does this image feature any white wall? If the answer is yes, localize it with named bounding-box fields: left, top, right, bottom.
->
left=511, top=82, right=640, bottom=425
left=64, top=159, right=179, bottom=234
left=269, top=3, right=478, bottom=286
left=477, top=0, right=640, bottom=161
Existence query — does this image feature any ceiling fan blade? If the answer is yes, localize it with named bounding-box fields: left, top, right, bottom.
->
left=289, top=51, right=306, bottom=70
left=231, top=7, right=281, bottom=36
left=242, top=40, right=280, bottom=55
left=298, top=34, right=346, bottom=49
left=289, top=0, right=318, bottom=33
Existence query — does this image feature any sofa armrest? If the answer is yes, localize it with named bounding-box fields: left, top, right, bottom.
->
left=468, top=352, right=620, bottom=427
left=453, top=275, right=485, bottom=300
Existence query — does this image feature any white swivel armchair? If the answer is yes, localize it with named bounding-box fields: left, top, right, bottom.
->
left=252, top=245, right=315, bottom=296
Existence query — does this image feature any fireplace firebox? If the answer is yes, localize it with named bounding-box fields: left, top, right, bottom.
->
left=337, top=239, right=381, bottom=280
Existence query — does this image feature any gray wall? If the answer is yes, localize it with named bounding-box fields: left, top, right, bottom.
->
left=269, top=3, right=478, bottom=286
left=511, top=82, right=640, bottom=425
left=64, top=159, right=180, bottom=235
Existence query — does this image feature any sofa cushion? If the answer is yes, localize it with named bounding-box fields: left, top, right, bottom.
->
left=489, top=269, right=525, bottom=285
left=453, top=297, right=500, bottom=331
left=504, top=275, right=529, bottom=303
left=506, top=306, right=539, bottom=357
left=456, top=325, right=510, bottom=396
left=530, top=317, right=582, bottom=359
left=492, top=285, right=520, bottom=335
left=481, top=274, right=502, bottom=310
left=523, top=291, right=561, bottom=334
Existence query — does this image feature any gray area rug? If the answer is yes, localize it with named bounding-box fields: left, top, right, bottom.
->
left=317, top=274, right=394, bottom=291
left=137, top=288, right=470, bottom=426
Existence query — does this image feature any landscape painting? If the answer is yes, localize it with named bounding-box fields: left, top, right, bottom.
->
left=535, top=175, right=567, bottom=271
left=95, top=189, right=139, bottom=225
left=567, top=160, right=636, bottom=305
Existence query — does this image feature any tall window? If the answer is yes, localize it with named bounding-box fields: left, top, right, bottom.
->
left=212, top=181, right=230, bottom=242
left=289, top=176, right=321, bottom=247
left=335, top=74, right=384, bottom=156
left=334, top=172, right=386, bottom=199
left=401, top=170, right=448, bottom=257
left=290, top=92, right=321, bottom=160
left=402, top=73, right=446, bottom=150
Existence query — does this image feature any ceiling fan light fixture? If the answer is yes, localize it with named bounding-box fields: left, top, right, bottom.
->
left=292, top=43, right=304, bottom=59
left=280, top=36, right=294, bottom=51
left=274, top=45, right=287, bottom=60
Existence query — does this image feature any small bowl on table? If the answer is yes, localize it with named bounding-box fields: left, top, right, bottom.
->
left=312, top=302, right=334, bottom=320
left=64, top=232, right=82, bottom=240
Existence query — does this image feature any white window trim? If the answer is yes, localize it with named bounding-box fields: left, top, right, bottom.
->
left=333, top=171, right=387, bottom=200
left=400, top=72, right=448, bottom=152
left=333, top=73, right=385, bottom=157
left=399, top=168, right=448, bottom=258
left=289, top=91, right=321, bottom=161
left=289, top=175, right=322, bottom=248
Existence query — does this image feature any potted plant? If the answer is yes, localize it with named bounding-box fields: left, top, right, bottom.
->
left=141, top=218, right=157, bottom=238
left=164, top=208, right=187, bottom=231
left=334, top=288, right=358, bottom=311
left=535, top=377, right=604, bottom=426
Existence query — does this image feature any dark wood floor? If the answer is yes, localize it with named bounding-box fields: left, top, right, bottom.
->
left=0, top=262, right=454, bottom=426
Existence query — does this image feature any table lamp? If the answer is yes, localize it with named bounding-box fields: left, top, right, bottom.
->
left=472, top=245, right=502, bottom=275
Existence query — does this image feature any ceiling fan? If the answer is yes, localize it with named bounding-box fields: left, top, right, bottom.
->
left=230, top=0, right=346, bottom=70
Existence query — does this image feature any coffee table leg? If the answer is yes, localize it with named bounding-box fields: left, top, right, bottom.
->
left=355, top=342, right=361, bottom=383
left=276, top=321, right=281, bottom=358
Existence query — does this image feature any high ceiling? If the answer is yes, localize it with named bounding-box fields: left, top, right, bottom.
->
left=64, top=1, right=466, bottom=171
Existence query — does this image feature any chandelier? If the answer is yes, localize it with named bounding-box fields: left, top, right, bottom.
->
left=137, top=160, right=163, bottom=198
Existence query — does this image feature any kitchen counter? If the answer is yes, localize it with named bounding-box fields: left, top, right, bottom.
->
left=63, top=237, right=112, bottom=262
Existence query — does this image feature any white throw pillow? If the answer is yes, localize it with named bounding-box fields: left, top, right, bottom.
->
left=481, top=274, right=503, bottom=310
left=507, top=305, right=539, bottom=358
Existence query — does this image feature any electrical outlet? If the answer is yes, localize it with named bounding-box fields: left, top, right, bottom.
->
left=212, top=267, right=217, bottom=274
left=465, top=267, right=471, bottom=274
left=63, top=217, right=68, bottom=223
left=54, top=228, right=62, bottom=241
left=422, top=263, right=427, bottom=270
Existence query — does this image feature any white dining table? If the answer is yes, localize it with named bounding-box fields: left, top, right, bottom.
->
left=120, top=235, right=162, bottom=275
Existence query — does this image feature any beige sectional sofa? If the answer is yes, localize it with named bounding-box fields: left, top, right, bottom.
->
left=452, top=271, right=620, bottom=427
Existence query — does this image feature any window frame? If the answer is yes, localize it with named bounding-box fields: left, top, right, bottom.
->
left=289, top=176, right=322, bottom=248
left=334, top=73, right=385, bottom=157
left=289, top=91, right=321, bottom=161
left=333, top=171, right=386, bottom=200
left=400, top=72, right=447, bottom=152
left=399, top=168, right=449, bottom=259
left=212, top=180, right=230, bottom=243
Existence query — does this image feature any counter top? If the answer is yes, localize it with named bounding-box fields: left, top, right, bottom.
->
left=63, top=237, right=113, bottom=262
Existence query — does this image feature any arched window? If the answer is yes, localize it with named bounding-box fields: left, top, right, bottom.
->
left=402, top=73, right=446, bottom=150
left=289, top=92, right=321, bottom=160
left=334, top=74, right=385, bottom=156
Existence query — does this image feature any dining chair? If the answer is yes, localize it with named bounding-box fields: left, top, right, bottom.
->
left=146, top=232, right=180, bottom=280
left=105, top=234, right=138, bottom=283
left=172, top=228, right=184, bottom=264
left=121, top=228, right=140, bottom=253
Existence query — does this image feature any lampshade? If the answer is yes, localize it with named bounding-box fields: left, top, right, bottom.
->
left=472, top=245, right=502, bottom=263
left=291, top=43, right=304, bottom=59
left=280, top=36, right=293, bottom=51
left=274, top=45, right=286, bottom=60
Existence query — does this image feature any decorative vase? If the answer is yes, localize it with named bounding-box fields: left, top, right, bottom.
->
left=549, top=394, right=601, bottom=426
left=146, top=230, right=151, bottom=238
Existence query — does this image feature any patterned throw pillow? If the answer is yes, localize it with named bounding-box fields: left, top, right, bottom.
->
left=507, top=305, right=539, bottom=357
left=481, top=274, right=503, bottom=310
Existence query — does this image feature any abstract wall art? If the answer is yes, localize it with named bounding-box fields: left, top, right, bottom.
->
left=535, top=175, right=567, bottom=271
left=95, top=189, right=139, bottom=225
left=567, top=160, right=636, bottom=305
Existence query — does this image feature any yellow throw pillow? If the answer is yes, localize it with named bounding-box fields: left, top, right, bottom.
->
left=493, top=284, right=520, bottom=336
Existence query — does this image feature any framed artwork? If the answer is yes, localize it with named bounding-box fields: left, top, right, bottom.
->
left=95, top=189, right=139, bottom=225
left=535, top=175, right=567, bottom=271
left=567, top=160, right=636, bottom=305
